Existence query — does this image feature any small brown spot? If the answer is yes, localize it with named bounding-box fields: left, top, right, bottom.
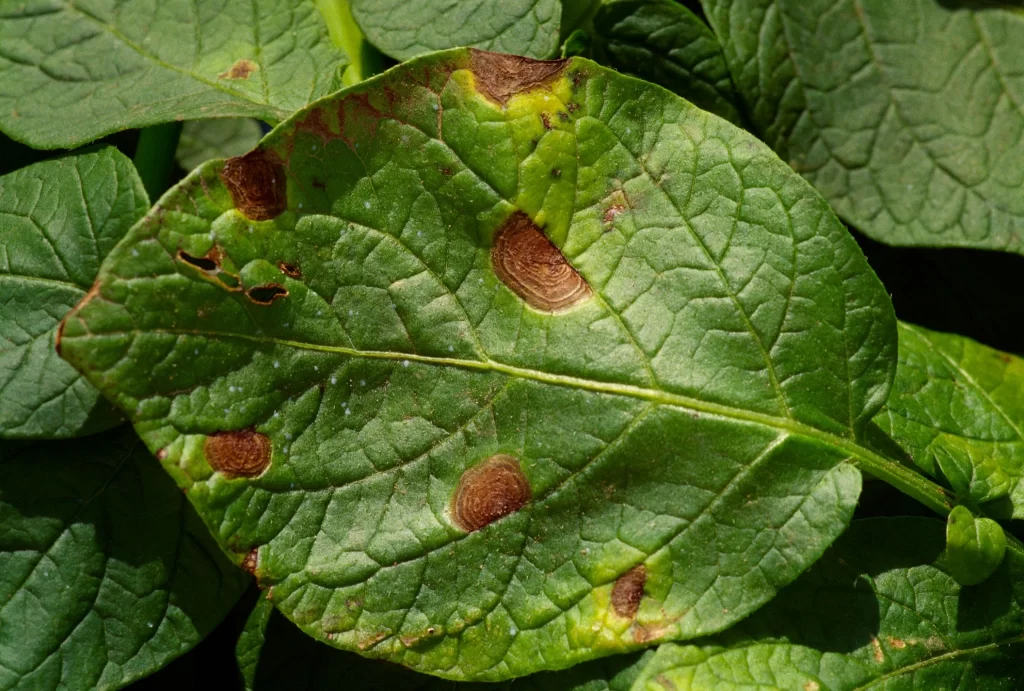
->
left=567, top=102, right=580, bottom=113
left=491, top=211, right=592, bottom=312
left=469, top=49, right=568, bottom=106
left=219, top=149, right=287, bottom=221
left=611, top=565, right=646, bottom=619
left=888, top=637, right=906, bottom=650
left=204, top=429, right=271, bottom=478
left=603, top=204, right=625, bottom=225
left=551, top=168, right=561, bottom=178
left=241, top=548, right=259, bottom=575
left=804, top=682, right=820, bottom=691
left=541, top=113, right=553, bottom=130
left=278, top=262, right=301, bottom=278
left=219, top=59, right=258, bottom=80
left=246, top=283, right=288, bottom=304
left=655, top=675, right=677, bottom=691
left=451, top=454, right=531, bottom=532
left=156, top=448, right=168, bottom=461
left=871, top=636, right=884, bottom=662
left=440, top=166, right=452, bottom=176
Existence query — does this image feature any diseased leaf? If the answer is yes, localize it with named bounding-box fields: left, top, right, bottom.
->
left=244, top=603, right=650, bottom=690
left=0, top=427, right=249, bottom=690
left=589, top=0, right=744, bottom=125
left=350, top=0, right=562, bottom=60
left=633, top=518, right=1024, bottom=691
left=60, top=48, right=897, bottom=679
left=176, top=119, right=266, bottom=172
left=701, top=0, right=1024, bottom=254
left=942, top=505, right=1006, bottom=586
left=874, top=323, right=1024, bottom=517
left=0, top=148, right=145, bottom=439
left=0, top=0, right=347, bottom=149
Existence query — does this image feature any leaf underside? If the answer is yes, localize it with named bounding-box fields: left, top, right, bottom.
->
left=701, top=0, right=1024, bottom=254
left=0, top=428, right=248, bottom=691
left=0, top=0, right=347, bottom=149
left=60, top=49, right=896, bottom=680
left=0, top=148, right=145, bottom=439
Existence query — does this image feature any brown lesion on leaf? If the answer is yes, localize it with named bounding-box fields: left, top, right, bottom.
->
left=469, top=49, right=568, bottom=106
left=603, top=204, right=626, bottom=226
left=246, top=283, right=288, bottom=305
left=204, top=429, right=271, bottom=478
left=611, top=565, right=646, bottom=619
left=219, top=59, right=259, bottom=80
left=278, top=262, right=301, bottom=278
left=491, top=212, right=592, bottom=312
left=219, top=149, right=287, bottom=221
left=451, top=454, right=532, bottom=532
left=55, top=280, right=101, bottom=356
left=241, top=548, right=259, bottom=575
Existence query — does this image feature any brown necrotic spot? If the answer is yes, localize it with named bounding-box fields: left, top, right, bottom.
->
left=246, top=283, right=288, bottom=304
left=491, top=212, right=592, bottom=312
left=611, top=565, right=647, bottom=619
left=241, top=548, right=259, bottom=575
left=469, top=49, right=568, bottom=106
left=219, top=149, right=287, bottom=221
left=278, top=262, right=301, bottom=278
left=451, top=454, right=531, bottom=532
left=204, top=429, right=271, bottom=478
left=220, top=59, right=258, bottom=80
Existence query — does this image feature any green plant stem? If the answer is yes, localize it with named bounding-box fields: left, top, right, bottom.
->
left=313, top=0, right=384, bottom=86
left=133, top=121, right=183, bottom=201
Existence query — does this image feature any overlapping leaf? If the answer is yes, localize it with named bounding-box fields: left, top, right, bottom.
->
left=874, top=323, right=1024, bottom=517
left=633, top=518, right=1024, bottom=690
left=176, top=120, right=266, bottom=172
left=0, top=428, right=248, bottom=690
left=60, top=49, right=897, bottom=679
left=0, top=148, right=145, bottom=438
left=351, top=0, right=562, bottom=61
left=0, top=0, right=347, bottom=148
left=700, top=0, right=1024, bottom=254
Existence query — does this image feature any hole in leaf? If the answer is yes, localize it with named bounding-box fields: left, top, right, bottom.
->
left=246, top=284, right=288, bottom=304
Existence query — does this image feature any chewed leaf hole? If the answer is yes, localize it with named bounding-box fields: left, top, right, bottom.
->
left=178, top=250, right=218, bottom=272
left=246, top=283, right=288, bottom=304
left=491, top=211, right=592, bottom=312
left=278, top=262, right=301, bottom=278
left=204, top=429, right=271, bottom=477
left=611, top=565, right=646, bottom=619
left=451, top=454, right=531, bottom=532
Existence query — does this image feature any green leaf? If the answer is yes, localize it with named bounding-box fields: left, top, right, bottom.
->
left=176, top=119, right=266, bottom=172
left=60, top=48, right=898, bottom=679
left=0, top=427, right=249, bottom=690
left=588, top=0, right=744, bottom=126
left=874, top=322, right=1024, bottom=517
left=700, top=0, right=1024, bottom=254
left=237, top=597, right=275, bottom=691
left=0, top=148, right=146, bottom=439
left=0, top=0, right=347, bottom=149
left=633, top=517, right=1024, bottom=691
left=942, top=505, right=1006, bottom=587
left=313, top=0, right=385, bottom=86
left=350, top=0, right=563, bottom=60
left=245, top=604, right=650, bottom=690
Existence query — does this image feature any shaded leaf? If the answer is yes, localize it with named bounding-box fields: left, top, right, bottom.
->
left=942, top=505, right=1006, bottom=586
left=0, top=427, right=249, bottom=690
left=0, top=148, right=145, bottom=439
left=701, top=0, right=1024, bottom=254
left=176, top=119, right=266, bottom=172
left=350, top=0, right=562, bottom=60
left=633, top=518, right=1024, bottom=690
left=60, top=49, right=897, bottom=679
left=589, top=0, right=744, bottom=125
left=0, top=0, right=347, bottom=149
left=312, top=0, right=386, bottom=86
left=237, top=598, right=274, bottom=691
left=874, top=322, right=1024, bottom=517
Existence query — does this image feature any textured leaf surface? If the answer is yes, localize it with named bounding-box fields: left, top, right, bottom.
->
left=351, top=0, right=562, bottom=60
left=176, top=119, right=266, bottom=172
left=943, top=505, right=1006, bottom=586
left=60, top=49, right=896, bottom=679
left=589, top=0, right=743, bottom=126
left=874, top=323, right=1024, bottom=518
left=0, top=148, right=145, bottom=438
left=633, top=518, right=1024, bottom=691
left=242, top=601, right=650, bottom=690
left=0, top=0, right=347, bottom=149
left=701, top=0, right=1024, bottom=254
left=0, top=427, right=248, bottom=691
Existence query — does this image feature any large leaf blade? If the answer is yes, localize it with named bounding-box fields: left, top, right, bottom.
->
left=0, top=148, right=146, bottom=438
left=0, top=0, right=347, bottom=149
left=701, top=0, right=1024, bottom=254
left=60, top=49, right=896, bottom=679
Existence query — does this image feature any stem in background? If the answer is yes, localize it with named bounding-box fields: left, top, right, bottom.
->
left=313, top=0, right=384, bottom=86
left=133, top=121, right=183, bottom=201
